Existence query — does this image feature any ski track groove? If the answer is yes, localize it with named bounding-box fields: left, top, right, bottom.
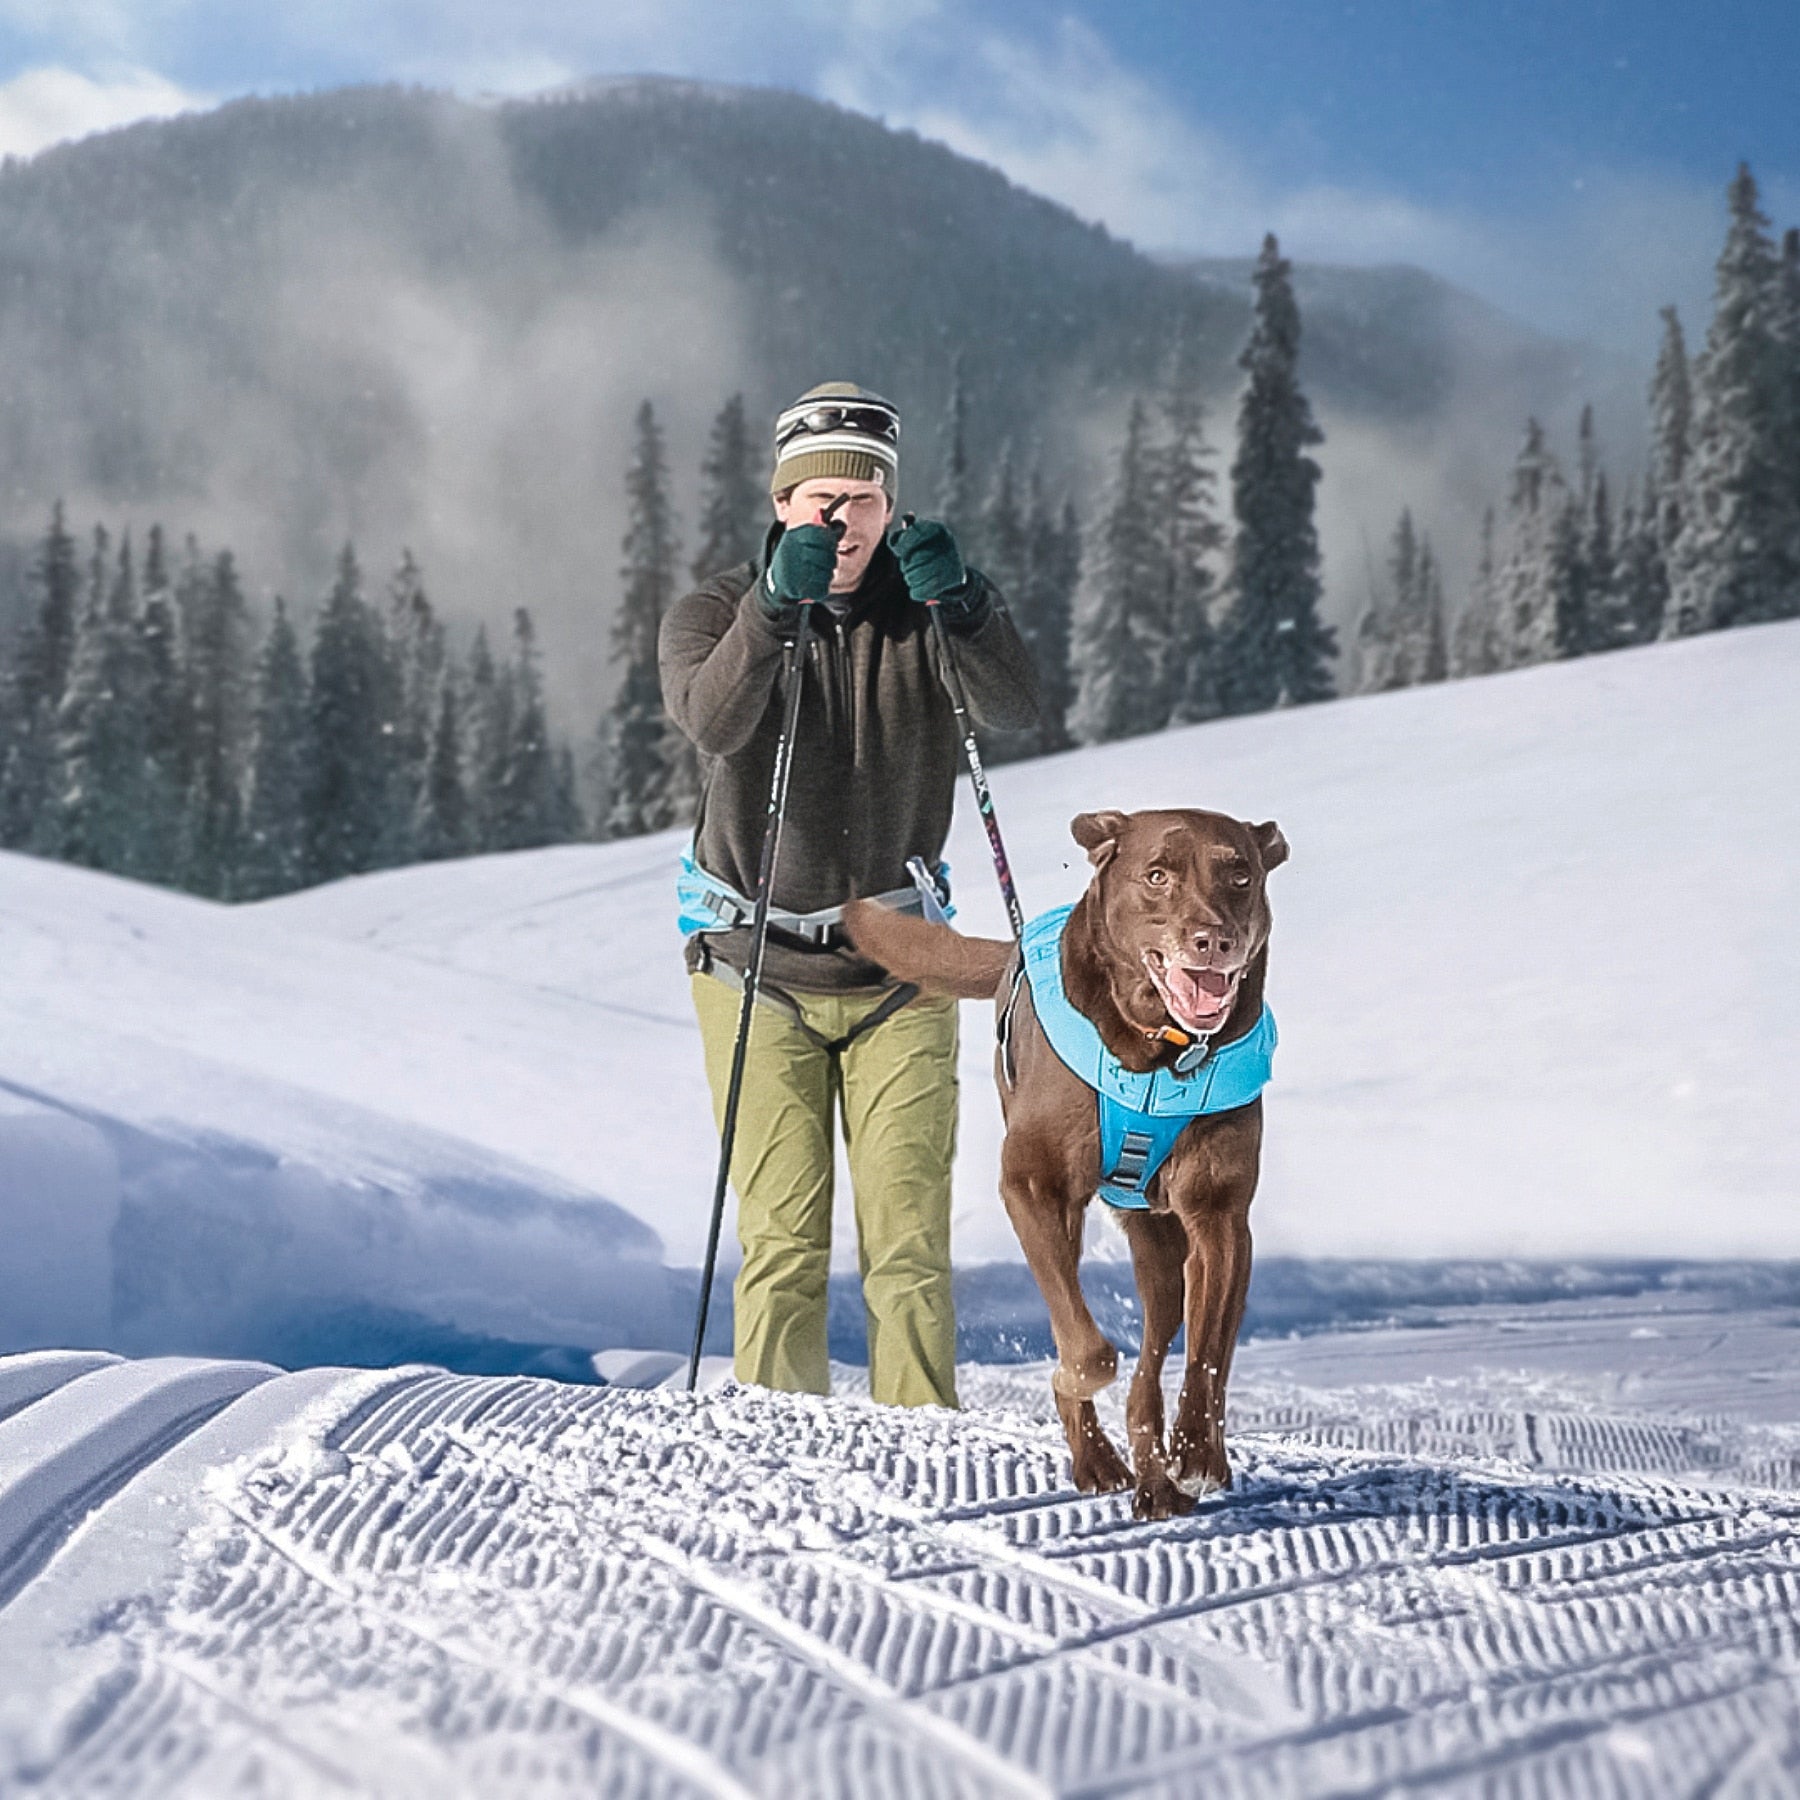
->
left=5, top=1359, right=1800, bottom=1797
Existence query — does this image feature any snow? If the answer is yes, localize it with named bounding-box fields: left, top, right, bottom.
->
left=2, top=1300, right=1798, bottom=1793
left=2, top=625, right=1798, bottom=1791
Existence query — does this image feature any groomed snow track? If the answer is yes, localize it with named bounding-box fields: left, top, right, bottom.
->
left=2, top=1353, right=1799, bottom=1798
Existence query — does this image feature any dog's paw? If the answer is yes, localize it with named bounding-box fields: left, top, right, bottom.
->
left=1131, top=1468, right=1197, bottom=1521
left=1071, top=1431, right=1133, bottom=1496
left=1168, top=1435, right=1232, bottom=1496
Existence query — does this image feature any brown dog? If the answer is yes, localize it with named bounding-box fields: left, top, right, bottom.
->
left=846, top=807, right=1287, bottom=1519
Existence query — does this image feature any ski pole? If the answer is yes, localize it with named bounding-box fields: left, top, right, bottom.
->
left=905, top=513, right=1025, bottom=943
left=687, top=492, right=849, bottom=1394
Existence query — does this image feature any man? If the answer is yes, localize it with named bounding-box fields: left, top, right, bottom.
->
left=659, top=382, right=1039, bottom=1407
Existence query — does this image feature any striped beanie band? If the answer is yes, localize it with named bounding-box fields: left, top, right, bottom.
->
left=771, top=382, right=900, bottom=500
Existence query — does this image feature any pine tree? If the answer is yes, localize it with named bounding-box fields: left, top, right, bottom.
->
left=182, top=547, right=254, bottom=896
left=1451, top=508, right=1501, bottom=677
left=1217, top=235, right=1334, bottom=711
left=302, top=543, right=395, bottom=883
left=1160, top=315, right=1227, bottom=725
left=239, top=597, right=310, bottom=898
left=1612, top=482, right=1666, bottom=648
left=57, top=529, right=152, bottom=875
left=691, top=393, right=765, bottom=581
left=1415, top=539, right=1449, bottom=683
left=415, top=669, right=471, bottom=862
left=601, top=399, right=681, bottom=837
left=138, top=522, right=190, bottom=882
left=1489, top=418, right=1567, bottom=669
left=1354, top=510, right=1414, bottom=692
left=1649, top=307, right=1692, bottom=567
left=386, top=548, right=443, bottom=862
left=1666, top=164, right=1800, bottom=634
left=551, top=743, right=585, bottom=842
left=493, top=608, right=560, bottom=850
left=1579, top=468, right=1637, bottom=653
left=462, top=624, right=508, bottom=852
left=938, top=354, right=972, bottom=539
left=1070, top=398, right=1161, bottom=743
left=978, top=444, right=1028, bottom=602
left=1546, top=494, right=1587, bottom=659
left=1, top=501, right=83, bottom=850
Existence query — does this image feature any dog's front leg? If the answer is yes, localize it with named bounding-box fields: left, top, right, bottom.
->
left=1167, top=1203, right=1253, bottom=1494
left=1122, top=1209, right=1194, bottom=1519
left=1001, top=1157, right=1130, bottom=1494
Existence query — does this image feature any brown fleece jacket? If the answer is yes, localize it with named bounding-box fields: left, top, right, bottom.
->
left=659, top=534, right=1040, bottom=993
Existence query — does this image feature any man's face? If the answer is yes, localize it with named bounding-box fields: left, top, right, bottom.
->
left=775, top=477, right=895, bottom=593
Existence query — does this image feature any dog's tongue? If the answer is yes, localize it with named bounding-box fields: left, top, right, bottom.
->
left=1167, top=965, right=1232, bottom=1024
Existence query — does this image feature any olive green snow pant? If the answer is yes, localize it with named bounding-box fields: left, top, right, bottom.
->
left=690, top=971, right=959, bottom=1408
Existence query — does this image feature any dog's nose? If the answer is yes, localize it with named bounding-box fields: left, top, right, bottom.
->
left=1192, top=927, right=1235, bottom=962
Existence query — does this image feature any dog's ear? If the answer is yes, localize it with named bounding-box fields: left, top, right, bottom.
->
left=1251, top=820, right=1289, bottom=870
left=1070, top=810, right=1129, bottom=870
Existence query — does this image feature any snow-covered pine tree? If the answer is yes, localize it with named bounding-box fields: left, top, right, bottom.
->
left=1354, top=510, right=1415, bottom=693
left=938, top=354, right=972, bottom=542
left=1648, top=307, right=1692, bottom=569
left=415, top=669, right=470, bottom=862
left=1780, top=228, right=1800, bottom=515
left=1216, top=235, right=1334, bottom=712
left=1578, top=468, right=1637, bottom=653
left=691, top=394, right=765, bottom=582
left=182, top=547, right=254, bottom=896
left=1612, top=480, right=1665, bottom=648
left=1451, top=508, right=1501, bottom=677
left=1415, top=539, right=1449, bottom=683
left=57, top=529, right=152, bottom=876
left=137, top=523, right=190, bottom=883
left=551, top=743, right=585, bottom=842
left=238, top=596, right=310, bottom=898
left=1546, top=493, right=1588, bottom=659
left=386, top=549, right=443, bottom=862
left=601, top=400, right=681, bottom=838
left=1666, top=164, right=1800, bottom=635
left=1160, top=314, right=1227, bottom=725
left=1, top=501, right=83, bottom=851
left=462, top=624, right=509, bottom=852
left=1069, top=398, right=1161, bottom=744
left=493, top=608, right=560, bottom=850
left=302, top=543, right=395, bottom=884
left=1039, top=494, right=1081, bottom=753
left=979, top=445, right=1028, bottom=602
left=1488, top=418, right=1567, bottom=669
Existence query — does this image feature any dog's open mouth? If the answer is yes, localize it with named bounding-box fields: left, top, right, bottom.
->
left=1143, top=949, right=1240, bottom=1035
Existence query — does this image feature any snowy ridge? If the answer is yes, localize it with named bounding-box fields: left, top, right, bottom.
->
left=3, top=1335, right=1799, bottom=1795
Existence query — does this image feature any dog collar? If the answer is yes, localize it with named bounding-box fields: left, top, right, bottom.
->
left=1147, top=1023, right=1212, bottom=1074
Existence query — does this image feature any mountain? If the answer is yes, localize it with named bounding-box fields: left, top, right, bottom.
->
left=0, top=78, right=1624, bottom=708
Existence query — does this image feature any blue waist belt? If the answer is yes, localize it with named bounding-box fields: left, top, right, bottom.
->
left=1021, top=904, right=1277, bottom=1210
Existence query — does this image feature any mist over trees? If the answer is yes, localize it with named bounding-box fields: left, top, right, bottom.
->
left=1, top=159, right=1794, bottom=894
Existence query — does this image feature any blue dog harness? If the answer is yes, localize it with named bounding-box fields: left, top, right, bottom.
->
left=1017, top=904, right=1277, bottom=1210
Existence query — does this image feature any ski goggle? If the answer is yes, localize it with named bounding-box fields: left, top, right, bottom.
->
left=774, top=402, right=901, bottom=450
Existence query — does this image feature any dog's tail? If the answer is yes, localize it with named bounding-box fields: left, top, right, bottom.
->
left=843, top=899, right=1014, bottom=999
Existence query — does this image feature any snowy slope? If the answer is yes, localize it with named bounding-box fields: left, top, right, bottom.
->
left=262, top=618, right=1800, bottom=1264
left=1, top=622, right=1795, bottom=1368
left=3, top=1306, right=1799, bottom=1796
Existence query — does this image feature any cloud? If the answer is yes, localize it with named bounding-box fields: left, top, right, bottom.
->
left=814, top=12, right=1739, bottom=358
left=0, top=64, right=207, bottom=159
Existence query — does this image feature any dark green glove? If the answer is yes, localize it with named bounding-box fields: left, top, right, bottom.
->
left=889, top=517, right=966, bottom=603
left=758, top=524, right=839, bottom=629
left=889, top=517, right=989, bottom=629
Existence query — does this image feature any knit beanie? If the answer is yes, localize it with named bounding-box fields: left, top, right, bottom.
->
left=770, top=381, right=900, bottom=500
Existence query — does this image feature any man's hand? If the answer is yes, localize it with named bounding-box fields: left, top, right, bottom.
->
left=890, top=516, right=988, bottom=628
left=888, top=516, right=966, bottom=603
left=759, top=523, right=840, bottom=630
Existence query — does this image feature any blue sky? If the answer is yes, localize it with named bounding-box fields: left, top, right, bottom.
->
left=0, top=0, right=1792, bottom=355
